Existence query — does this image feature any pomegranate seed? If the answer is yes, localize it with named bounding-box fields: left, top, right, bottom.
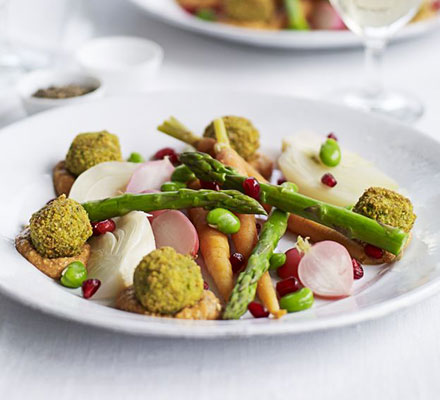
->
left=248, top=302, right=269, bottom=318
left=92, top=219, right=116, bottom=236
left=276, top=277, right=301, bottom=298
left=277, top=248, right=302, bottom=280
left=82, top=279, right=101, bottom=299
left=321, top=173, right=337, bottom=187
left=352, top=258, right=364, bottom=279
left=256, top=222, right=262, bottom=233
left=200, top=180, right=220, bottom=191
left=230, top=252, right=245, bottom=273
left=153, top=147, right=179, bottom=165
left=277, top=178, right=287, bottom=185
left=203, top=281, right=209, bottom=290
left=243, top=177, right=260, bottom=200
left=327, top=132, right=338, bottom=141
left=365, top=244, right=384, bottom=259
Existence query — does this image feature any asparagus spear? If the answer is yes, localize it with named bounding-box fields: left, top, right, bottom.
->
left=179, top=151, right=409, bottom=255
left=82, top=189, right=267, bottom=221
left=223, top=209, right=289, bottom=320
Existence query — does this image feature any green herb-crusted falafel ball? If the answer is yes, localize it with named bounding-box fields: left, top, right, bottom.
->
left=133, top=247, right=204, bottom=315
left=203, top=116, right=260, bottom=160
left=29, top=195, right=92, bottom=258
left=224, top=0, right=275, bottom=22
left=353, top=187, right=416, bottom=232
left=65, top=131, right=122, bottom=176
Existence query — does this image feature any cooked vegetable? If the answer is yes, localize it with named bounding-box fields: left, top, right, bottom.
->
left=196, top=8, right=217, bottom=21
left=207, top=207, right=241, bottom=234
left=279, top=288, right=314, bottom=312
left=82, top=189, right=266, bottom=221
left=214, top=118, right=282, bottom=317
left=127, top=152, right=144, bottom=163
left=133, top=247, right=203, bottom=314
left=284, top=0, right=310, bottom=30
left=60, top=261, right=88, bottom=288
left=319, top=138, right=341, bottom=167
left=189, top=208, right=234, bottom=302
left=158, top=117, right=200, bottom=147
left=278, top=134, right=398, bottom=207
left=69, top=161, right=139, bottom=203
left=161, top=181, right=187, bottom=191
left=256, top=272, right=287, bottom=319
left=269, top=253, right=286, bottom=270
left=180, top=151, right=409, bottom=255
left=65, top=131, right=122, bottom=176
left=223, top=209, right=289, bottom=320
left=82, top=188, right=266, bottom=221
left=125, top=159, right=175, bottom=193
left=297, top=238, right=353, bottom=298
left=171, top=165, right=197, bottom=183
left=30, top=195, right=92, bottom=258
left=151, top=210, right=199, bottom=256
left=353, top=187, right=416, bottom=232
left=87, top=211, right=156, bottom=300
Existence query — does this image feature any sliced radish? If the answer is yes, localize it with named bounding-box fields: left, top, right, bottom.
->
left=298, top=241, right=353, bottom=298
left=125, top=159, right=174, bottom=193
left=309, top=2, right=346, bottom=30
left=152, top=210, right=199, bottom=256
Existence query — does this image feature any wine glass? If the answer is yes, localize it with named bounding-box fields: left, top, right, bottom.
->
left=329, top=0, right=424, bottom=123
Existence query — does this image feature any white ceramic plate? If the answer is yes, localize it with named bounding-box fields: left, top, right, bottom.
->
left=129, top=0, right=440, bottom=49
left=0, top=90, right=439, bottom=338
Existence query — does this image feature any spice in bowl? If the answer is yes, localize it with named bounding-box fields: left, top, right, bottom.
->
left=32, top=84, right=97, bottom=99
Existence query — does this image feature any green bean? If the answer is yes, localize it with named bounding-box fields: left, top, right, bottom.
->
left=196, top=8, right=216, bottom=21
left=279, top=287, right=314, bottom=312
left=319, top=139, right=341, bottom=167
left=269, top=253, right=287, bottom=270
left=127, top=152, right=144, bottom=163
left=60, top=261, right=88, bottom=289
left=206, top=208, right=241, bottom=234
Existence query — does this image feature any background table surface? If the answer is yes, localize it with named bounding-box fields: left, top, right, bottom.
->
left=1, top=1, right=439, bottom=399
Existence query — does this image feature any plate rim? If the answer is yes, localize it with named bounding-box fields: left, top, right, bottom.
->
left=1, top=89, right=440, bottom=338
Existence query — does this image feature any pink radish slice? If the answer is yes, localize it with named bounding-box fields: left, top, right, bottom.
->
left=125, top=159, right=174, bottom=193
left=298, top=241, right=353, bottom=299
left=152, top=210, right=199, bottom=256
left=310, top=2, right=346, bottom=30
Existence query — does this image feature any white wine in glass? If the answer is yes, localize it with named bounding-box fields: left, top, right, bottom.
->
left=329, top=0, right=424, bottom=122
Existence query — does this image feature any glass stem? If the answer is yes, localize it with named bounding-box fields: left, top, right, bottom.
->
left=364, top=38, right=387, bottom=98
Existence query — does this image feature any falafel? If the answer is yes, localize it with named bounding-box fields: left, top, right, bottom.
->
left=224, top=0, right=275, bottom=22
left=133, top=247, right=204, bottom=315
left=65, top=131, right=122, bottom=176
left=29, top=195, right=92, bottom=258
left=353, top=187, right=416, bottom=233
left=203, top=116, right=260, bottom=160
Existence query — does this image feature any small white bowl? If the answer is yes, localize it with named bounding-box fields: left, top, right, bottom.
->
left=17, top=69, right=104, bottom=115
left=75, top=36, right=164, bottom=94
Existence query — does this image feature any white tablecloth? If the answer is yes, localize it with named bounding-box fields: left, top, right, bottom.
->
left=1, top=1, right=440, bottom=399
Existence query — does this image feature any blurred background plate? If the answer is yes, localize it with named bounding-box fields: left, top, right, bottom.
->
left=0, top=90, right=439, bottom=338
left=129, top=0, right=440, bottom=49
